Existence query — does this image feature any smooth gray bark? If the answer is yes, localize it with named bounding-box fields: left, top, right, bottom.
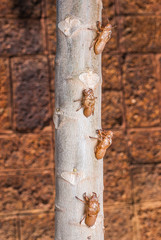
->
left=54, top=1, right=104, bottom=239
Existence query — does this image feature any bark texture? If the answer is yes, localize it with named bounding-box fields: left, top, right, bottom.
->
left=54, top=0, right=104, bottom=239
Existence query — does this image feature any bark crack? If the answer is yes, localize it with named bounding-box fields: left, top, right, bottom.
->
left=55, top=204, right=66, bottom=212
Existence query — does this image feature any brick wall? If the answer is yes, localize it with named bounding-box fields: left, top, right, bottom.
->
left=0, top=0, right=161, bottom=239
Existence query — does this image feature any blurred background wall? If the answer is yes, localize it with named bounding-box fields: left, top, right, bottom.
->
left=0, top=0, right=161, bottom=239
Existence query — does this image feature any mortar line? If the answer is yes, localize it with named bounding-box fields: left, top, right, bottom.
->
left=17, top=215, right=21, bottom=240
left=0, top=13, right=158, bottom=20
left=130, top=161, right=161, bottom=166
left=0, top=128, right=53, bottom=135
left=127, top=126, right=161, bottom=131
left=155, top=55, right=161, bottom=123
left=42, top=0, right=49, bottom=54
left=0, top=167, right=55, bottom=175
left=116, top=2, right=127, bottom=131
left=41, top=0, right=46, bottom=19
left=1, top=51, right=161, bottom=58
left=115, top=13, right=161, bottom=17
left=8, top=57, right=14, bottom=130
left=0, top=210, right=55, bottom=218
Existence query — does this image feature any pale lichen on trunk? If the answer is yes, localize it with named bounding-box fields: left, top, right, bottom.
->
left=54, top=1, right=104, bottom=239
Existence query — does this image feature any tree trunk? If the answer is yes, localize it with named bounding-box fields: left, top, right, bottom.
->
left=54, top=0, right=104, bottom=239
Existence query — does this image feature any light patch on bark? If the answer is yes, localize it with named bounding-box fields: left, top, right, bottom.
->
left=79, top=71, right=100, bottom=89
left=53, top=110, right=62, bottom=129
left=58, top=16, right=82, bottom=37
left=60, top=171, right=85, bottom=185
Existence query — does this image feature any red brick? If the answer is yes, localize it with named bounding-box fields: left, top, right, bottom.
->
left=119, top=16, right=161, bottom=53
left=49, top=55, right=55, bottom=113
left=20, top=213, right=54, bottom=240
left=132, top=164, right=161, bottom=203
left=136, top=204, right=161, bottom=240
left=122, top=54, right=160, bottom=127
left=102, top=91, right=123, bottom=129
left=102, top=55, right=121, bottom=90
left=0, top=19, right=44, bottom=56
left=102, top=0, right=115, bottom=19
left=104, top=132, right=131, bottom=204
left=104, top=205, right=133, bottom=240
left=104, top=131, right=128, bottom=170
left=104, top=166, right=132, bottom=204
left=0, top=217, right=17, bottom=240
left=118, top=0, right=161, bottom=15
left=0, top=171, right=54, bottom=213
left=0, top=132, right=53, bottom=169
left=128, top=130, right=161, bottom=164
left=12, top=57, right=50, bottom=132
left=46, top=0, right=56, bottom=18
left=0, top=58, right=11, bottom=130
left=0, top=135, right=19, bottom=169
left=0, top=0, right=42, bottom=18
left=21, top=133, right=54, bottom=169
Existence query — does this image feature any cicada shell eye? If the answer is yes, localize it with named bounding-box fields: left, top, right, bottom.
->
left=92, top=192, right=97, bottom=198
left=96, top=129, right=101, bottom=134
left=92, top=192, right=98, bottom=200
left=83, top=89, right=89, bottom=96
left=88, top=88, right=93, bottom=94
left=105, top=23, right=112, bottom=30
left=108, top=131, right=113, bottom=138
left=83, top=192, right=86, bottom=198
left=83, top=192, right=89, bottom=202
